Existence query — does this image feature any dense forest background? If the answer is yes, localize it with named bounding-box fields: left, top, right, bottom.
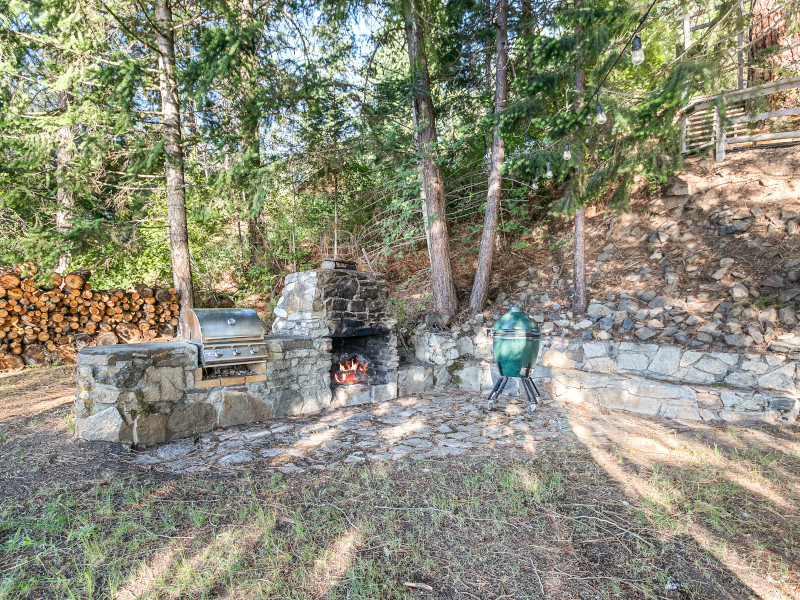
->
left=1, top=0, right=795, bottom=316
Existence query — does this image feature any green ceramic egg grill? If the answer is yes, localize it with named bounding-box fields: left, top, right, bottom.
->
left=488, top=305, right=542, bottom=412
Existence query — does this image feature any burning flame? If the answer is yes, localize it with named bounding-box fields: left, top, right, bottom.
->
left=334, top=358, right=368, bottom=384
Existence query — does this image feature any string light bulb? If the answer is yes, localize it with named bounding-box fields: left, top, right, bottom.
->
left=631, top=35, right=644, bottom=66
left=530, top=177, right=538, bottom=190
left=595, top=101, right=607, bottom=124
left=546, top=163, right=553, bottom=179
left=563, top=143, right=571, bottom=161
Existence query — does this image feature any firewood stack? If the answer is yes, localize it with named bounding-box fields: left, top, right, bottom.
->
left=0, top=263, right=181, bottom=371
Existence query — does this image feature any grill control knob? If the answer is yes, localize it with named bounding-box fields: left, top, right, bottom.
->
left=231, top=348, right=241, bottom=356
left=249, top=347, right=258, bottom=355
left=227, top=318, right=236, bottom=325
left=214, top=350, right=223, bottom=357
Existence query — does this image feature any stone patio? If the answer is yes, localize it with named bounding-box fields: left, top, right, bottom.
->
left=129, top=392, right=575, bottom=474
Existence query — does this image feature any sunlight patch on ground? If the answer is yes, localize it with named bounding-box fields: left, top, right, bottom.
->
left=565, top=406, right=797, bottom=600
left=310, top=527, right=362, bottom=596
left=688, top=522, right=786, bottom=600
left=381, top=418, right=428, bottom=442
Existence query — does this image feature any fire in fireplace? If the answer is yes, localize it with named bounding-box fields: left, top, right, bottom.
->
left=332, top=357, right=369, bottom=385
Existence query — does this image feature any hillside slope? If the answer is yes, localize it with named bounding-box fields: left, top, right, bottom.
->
left=388, top=146, right=800, bottom=354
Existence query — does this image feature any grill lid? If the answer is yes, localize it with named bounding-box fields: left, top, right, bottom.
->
left=183, top=308, right=264, bottom=343
left=492, top=305, right=540, bottom=339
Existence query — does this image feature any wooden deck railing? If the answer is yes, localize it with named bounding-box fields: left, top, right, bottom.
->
left=681, top=75, right=800, bottom=162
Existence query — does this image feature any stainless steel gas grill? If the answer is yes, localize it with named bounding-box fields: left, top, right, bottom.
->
left=183, top=308, right=268, bottom=386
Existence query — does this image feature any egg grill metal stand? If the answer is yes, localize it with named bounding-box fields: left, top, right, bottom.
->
left=486, top=365, right=541, bottom=413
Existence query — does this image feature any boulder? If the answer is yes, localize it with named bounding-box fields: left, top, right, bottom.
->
left=167, top=403, right=217, bottom=439
left=758, top=308, right=777, bottom=324
left=586, top=303, right=613, bottom=317
left=78, top=407, right=132, bottom=443
left=780, top=289, right=800, bottom=302
left=132, top=413, right=167, bottom=447
left=665, top=177, right=690, bottom=196
left=219, top=391, right=274, bottom=428
left=218, top=451, right=255, bottom=466
left=761, top=276, right=784, bottom=289
left=635, top=327, right=658, bottom=341
left=724, top=334, right=753, bottom=348
left=779, top=307, right=797, bottom=327
left=729, top=284, right=749, bottom=302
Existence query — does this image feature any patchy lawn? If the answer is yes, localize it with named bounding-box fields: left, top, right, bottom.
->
left=1, top=365, right=799, bottom=599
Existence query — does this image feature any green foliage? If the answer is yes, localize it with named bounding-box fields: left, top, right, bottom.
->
left=503, top=1, right=726, bottom=220
left=0, top=0, right=765, bottom=302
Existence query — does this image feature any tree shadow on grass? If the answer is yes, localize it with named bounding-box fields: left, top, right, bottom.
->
left=1, top=388, right=797, bottom=598
left=564, top=405, right=800, bottom=599
left=0, top=364, right=137, bottom=502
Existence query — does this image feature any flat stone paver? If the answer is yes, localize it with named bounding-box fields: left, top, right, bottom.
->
left=130, top=393, right=575, bottom=474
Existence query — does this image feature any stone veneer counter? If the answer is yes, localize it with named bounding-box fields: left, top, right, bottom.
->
left=75, top=338, right=333, bottom=446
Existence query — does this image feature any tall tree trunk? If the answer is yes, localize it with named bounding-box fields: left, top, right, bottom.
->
left=154, top=0, right=193, bottom=313
left=469, top=0, right=508, bottom=312
left=749, top=0, right=799, bottom=84
left=403, top=0, right=458, bottom=315
left=333, top=171, right=339, bottom=259
left=54, top=91, right=74, bottom=274
left=239, top=0, right=264, bottom=264
left=572, top=46, right=587, bottom=316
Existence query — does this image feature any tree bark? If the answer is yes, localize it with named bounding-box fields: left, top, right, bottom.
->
left=154, top=0, right=193, bottom=314
left=239, top=0, right=264, bottom=265
left=54, top=91, right=74, bottom=274
left=333, top=171, right=339, bottom=259
left=749, top=0, right=799, bottom=84
left=572, top=39, right=587, bottom=315
left=403, top=0, right=458, bottom=315
left=469, top=0, right=508, bottom=312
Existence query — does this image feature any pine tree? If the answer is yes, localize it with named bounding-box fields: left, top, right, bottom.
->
left=402, top=0, right=458, bottom=315
left=154, top=0, right=194, bottom=312
left=469, top=0, right=508, bottom=312
left=504, top=0, right=717, bottom=311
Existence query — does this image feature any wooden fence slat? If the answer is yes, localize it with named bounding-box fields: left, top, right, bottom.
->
left=729, top=106, right=800, bottom=125
left=726, top=130, right=800, bottom=145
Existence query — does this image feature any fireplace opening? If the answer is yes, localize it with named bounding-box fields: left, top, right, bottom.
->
left=332, top=357, right=369, bottom=385
left=330, top=333, right=392, bottom=387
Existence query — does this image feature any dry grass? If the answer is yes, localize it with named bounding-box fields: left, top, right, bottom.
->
left=1, top=366, right=800, bottom=599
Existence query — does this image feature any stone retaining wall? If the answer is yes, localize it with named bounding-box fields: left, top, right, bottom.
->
left=412, top=331, right=800, bottom=423
left=75, top=337, right=332, bottom=446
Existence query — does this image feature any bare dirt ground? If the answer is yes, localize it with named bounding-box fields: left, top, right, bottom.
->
left=2, top=365, right=799, bottom=599
left=0, top=366, right=131, bottom=501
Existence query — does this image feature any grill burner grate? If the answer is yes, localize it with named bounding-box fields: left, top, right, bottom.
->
left=205, top=365, right=255, bottom=378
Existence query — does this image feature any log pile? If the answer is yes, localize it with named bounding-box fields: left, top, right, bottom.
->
left=0, top=263, right=180, bottom=371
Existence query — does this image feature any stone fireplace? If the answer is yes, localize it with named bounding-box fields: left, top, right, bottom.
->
left=272, top=268, right=399, bottom=406
left=73, top=267, right=401, bottom=447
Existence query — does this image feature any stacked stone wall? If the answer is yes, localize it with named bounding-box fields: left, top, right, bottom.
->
left=412, top=331, right=800, bottom=424
left=272, top=269, right=395, bottom=337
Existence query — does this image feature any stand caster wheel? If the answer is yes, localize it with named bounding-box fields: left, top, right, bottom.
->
left=487, top=400, right=494, bottom=412
left=526, top=403, right=537, bottom=414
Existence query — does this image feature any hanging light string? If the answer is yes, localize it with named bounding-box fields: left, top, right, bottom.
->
left=528, top=0, right=660, bottom=187
left=570, top=0, right=661, bottom=132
